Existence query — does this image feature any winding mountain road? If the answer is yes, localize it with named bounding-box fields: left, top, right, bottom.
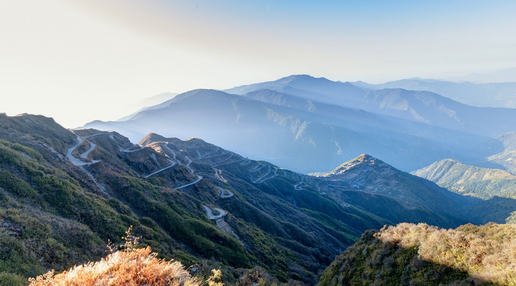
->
left=120, top=145, right=143, bottom=153
left=80, top=142, right=97, bottom=159
left=202, top=205, right=227, bottom=220
left=196, top=147, right=220, bottom=159
left=145, top=159, right=176, bottom=178
left=162, top=144, right=177, bottom=160
left=210, top=153, right=234, bottom=167
left=175, top=175, right=203, bottom=190
left=183, top=156, right=194, bottom=174
left=217, top=187, right=234, bottom=199
left=149, top=143, right=203, bottom=190
left=65, top=134, right=107, bottom=196
left=66, top=135, right=100, bottom=166
left=251, top=165, right=278, bottom=184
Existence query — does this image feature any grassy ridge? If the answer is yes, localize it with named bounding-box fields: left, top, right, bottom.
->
left=319, top=222, right=516, bottom=285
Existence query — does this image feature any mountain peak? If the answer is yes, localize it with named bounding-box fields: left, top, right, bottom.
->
left=185, top=137, right=207, bottom=144
left=176, top=89, right=230, bottom=99
left=277, top=74, right=344, bottom=87
left=324, top=154, right=387, bottom=177
left=281, top=74, right=328, bottom=82
left=224, top=74, right=350, bottom=96
left=138, top=133, right=168, bottom=145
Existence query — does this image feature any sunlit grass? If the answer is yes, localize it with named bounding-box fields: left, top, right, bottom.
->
left=28, top=227, right=224, bottom=286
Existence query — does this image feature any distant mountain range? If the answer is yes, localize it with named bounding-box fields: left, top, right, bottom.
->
left=451, top=67, right=516, bottom=84
left=2, top=113, right=516, bottom=283
left=353, top=78, right=516, bottom=108
left=84, top=75, right=516, bottom=174
left=227, top=75, right=516, bottom=137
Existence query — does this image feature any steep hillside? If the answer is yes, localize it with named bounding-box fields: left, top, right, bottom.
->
left=3, top=113, right=515, bottom=285
left=315, top=155, right=516, bottom=225
left=312, top=155, right=475, bottom=228
left=413, top=159, right=516, bottom=199
left=0, top=113, right=387, bottom=284
left=319, top=222, right=516, bottom=285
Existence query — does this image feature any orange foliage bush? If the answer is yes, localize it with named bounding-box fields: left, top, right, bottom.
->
left=28, top=245, right=199, bottom=286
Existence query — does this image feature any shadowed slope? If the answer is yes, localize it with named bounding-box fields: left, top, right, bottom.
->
left=319, top=223, right=516, bottom=285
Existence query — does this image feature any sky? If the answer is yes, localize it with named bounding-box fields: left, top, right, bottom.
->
left=1, top=0, right=516, bottom=128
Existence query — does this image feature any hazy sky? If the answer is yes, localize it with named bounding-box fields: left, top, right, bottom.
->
left=1, top=0, right=515, bottom=127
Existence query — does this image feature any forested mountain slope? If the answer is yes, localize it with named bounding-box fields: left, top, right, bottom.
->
left=2, top=113, right=516, bottom=285
left=1, top=113, right=381, bottom=284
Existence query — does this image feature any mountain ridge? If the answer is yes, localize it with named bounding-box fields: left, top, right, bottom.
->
left=3, top=113, right=516, bottom=284
left=353, top=78, right=516, bottom=108
left=83, top=83, right=499, bottom=173
left=4, top=113, right=513, bottom=284
left=225, top=75, right=516, bottom=137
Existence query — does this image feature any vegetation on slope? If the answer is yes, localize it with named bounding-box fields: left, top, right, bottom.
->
left=413, top=158, right=516, bottom=200
left=314, top=154, right=472, bottom=228
left=319, top=222, right=516, bottom=285
left=4, top=113, right=515, bottom=285
left=28, top=228, right=223, bottom=286
left=1, top=113, right=385, bottom=284
left=477, top=132, right=516, bottom=174
left=0, top=138, right=124, bottom=282
left=0, top=135, right=253, bottom=284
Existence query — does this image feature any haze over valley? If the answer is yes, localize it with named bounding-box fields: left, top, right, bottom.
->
left=3, top=70, right=516, bottom=284
left=2, top=1, right=516, bottom=285
left=85, top=74, right=516, bottom=174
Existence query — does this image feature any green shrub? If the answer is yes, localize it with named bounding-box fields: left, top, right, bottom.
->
left=0, top=236, right=43, bottom=277
left=4, top=208, right=50, bottom=239
left=0, top=171, right=37, bottom=198
left=0, top=272, right=27, bottom=286
left=10, top=143, right=44, bottom=162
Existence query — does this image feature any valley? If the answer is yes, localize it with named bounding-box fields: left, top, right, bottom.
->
left=4, top=1, right=516, bottom=284
left=2, top=66, right=516, bottom=286
left=2, top=104, right=516, bottom=284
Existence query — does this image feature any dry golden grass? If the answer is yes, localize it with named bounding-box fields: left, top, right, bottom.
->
left=28, top=246, right=199, bottom=286
left=28, top=227, right=211, bottom=286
